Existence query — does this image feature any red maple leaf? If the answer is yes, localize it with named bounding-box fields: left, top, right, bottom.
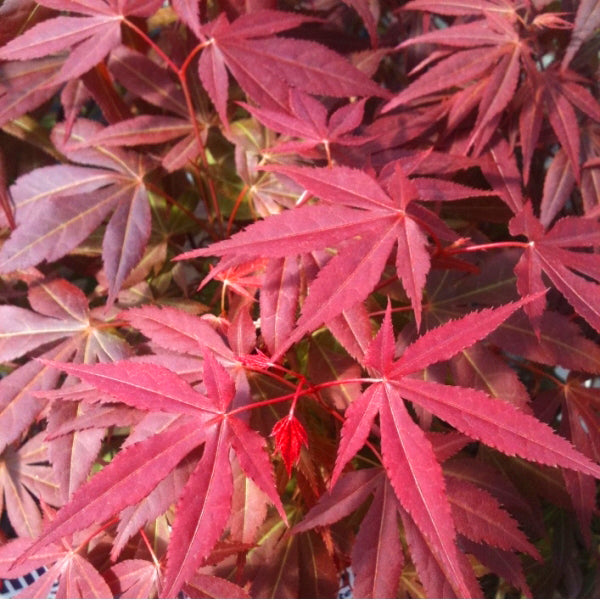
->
left=0, top=0, right=163, bottom=86
left=196, top=9, right=387, bottom=127
left=72, top=45, right=208, bottom=172
left=0, top=277, right=131, bottom=518
left=239, top=89, right=372, bottom=164
left=179, top=163, right=494, bottom=357
left=384, top=0, right=600, bottom=179
left=271, top=414, right=308, bottom=476
left=324, top=298, right=600, bottom=597
left=509, top=201, right=600, bottom=334
left=0, top=510, right=113, bottom=599
left=14, top=350, right=286, bottom=598
left=0, top=119, right=154, bottom=303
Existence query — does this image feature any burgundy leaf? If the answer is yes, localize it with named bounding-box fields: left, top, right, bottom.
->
left=379, top=384, right=473, bottom=598
left=392, top=297, right=541, bottom=377
left=509, top=203, right=600, bottom=333
left=201, top=11, right=386, bottom=119
left=293, top=469, right=382, bottom=533
left=285, top=227, right=397, bottom=356
left=398, top=378, right=600, bottom=478
left=41, top=359, right=215, bottom=416
left=18, top=421, right=206, bottom=563
left=383, top=47, right=499, bottom=113
left=446, top=477, right=539, bottom=557
left=352, top=479, right=404, bottom=598
left=162, top=425, right=233, bottom=598
left=562, top=0, right=600, bottom=68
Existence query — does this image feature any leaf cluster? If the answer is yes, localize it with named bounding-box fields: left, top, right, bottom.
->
left=0, top=0, right=600, bottom=598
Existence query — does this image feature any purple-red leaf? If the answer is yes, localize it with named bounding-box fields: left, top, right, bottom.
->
left=392, top=296, right=542, bottom=377
left=379, top=384, right=473, bottom=598
left=227, top=417, right=286, bottom=521
left=41, top=359, right=215, bottom=417
left=162, top=425, right=233, bottom=598
left=398, top=378, right=600, bottom=478
left=18, top=421, right=206, bottom=563
left=352, top=478, right=404, bottom=598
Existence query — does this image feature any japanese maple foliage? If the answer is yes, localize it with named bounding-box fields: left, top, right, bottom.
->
left=1, top=0, right=600, bottom=598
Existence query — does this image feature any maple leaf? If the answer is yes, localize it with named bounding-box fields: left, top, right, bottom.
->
left=74, top=45, right=209, bottom=172
left=0, top=278, right=129, bottom=459
left=509, top=202, right=600, bottom=334
left=0, top=119, right=154, bottom=302
left=0, top=279, right=128, bottom=505
left=0, top=433, right=60, bottom=539
left=0, top=56, right=64, bottom=127
left=421, top=251, right=600, bottom=376
left=239, top=89, right=370, bottom=162
left=118, top=303, right=257, bottom=410
left=328, top=298, right=600, bottom=597
left=15, top=349, right=285, bottom=598
left=0, top=0, right=162, bottom=86
left=271, top=414, right=309, bottom=476
left=0, top=515, right=113, bottom=599
left=179, top=163, right=493, bottom=357
left=299, top=459, right=537, bottom=597
left=529, top=65, right=600, bottom=181
left=384, top=7, right=522, bottom=154
left=197, top=9, right=387, bottom=127
left=385, top=1, right=600, bottom=169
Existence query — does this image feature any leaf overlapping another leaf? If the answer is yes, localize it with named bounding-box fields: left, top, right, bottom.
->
left=0, top=0, right=599, bottom=597
left=325, top=298, right=600, bottom=597
left=17, top=351, right=285, bottom=598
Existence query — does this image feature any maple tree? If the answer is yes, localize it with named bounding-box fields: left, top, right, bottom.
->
left=0, top=0, right=599, bottom=598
